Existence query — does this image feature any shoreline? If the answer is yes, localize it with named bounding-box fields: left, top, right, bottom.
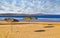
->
left=0, top=21, right=60, bottom=25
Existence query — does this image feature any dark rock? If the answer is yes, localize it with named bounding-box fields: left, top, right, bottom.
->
left=13, top=19, right=19, bottom=22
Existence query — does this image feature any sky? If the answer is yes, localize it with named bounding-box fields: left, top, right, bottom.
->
left=0, top=0, right=60, bottom=14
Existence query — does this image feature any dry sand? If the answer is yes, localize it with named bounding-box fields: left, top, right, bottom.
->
left=0, top=21, right=60, bottom=38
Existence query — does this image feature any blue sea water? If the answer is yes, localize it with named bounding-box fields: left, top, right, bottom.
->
left=0, top=15, right=60, bottom=22
left=0, top=15, right=60, bottom=18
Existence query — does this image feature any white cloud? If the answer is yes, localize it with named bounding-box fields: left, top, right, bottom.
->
left=0, top=0, right=60, bottom=14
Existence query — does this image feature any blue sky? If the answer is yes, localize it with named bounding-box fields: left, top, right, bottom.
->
left=0, top=0, right=60, bottom=14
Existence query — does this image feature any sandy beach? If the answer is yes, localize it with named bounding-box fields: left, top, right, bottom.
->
left=0, top=21, right=60, bottom=38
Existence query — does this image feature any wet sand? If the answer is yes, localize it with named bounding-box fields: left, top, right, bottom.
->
left=0, top=21, right=60, bottom=38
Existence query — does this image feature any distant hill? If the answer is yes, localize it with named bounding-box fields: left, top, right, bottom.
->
left=0, top=13, right=44, bottom=16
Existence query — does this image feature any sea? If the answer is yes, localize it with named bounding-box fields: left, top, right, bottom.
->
left=0, top=15, right=60, bottom=22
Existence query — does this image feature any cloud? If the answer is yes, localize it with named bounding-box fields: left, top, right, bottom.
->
left=0, top=0, right=60, bottom=14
